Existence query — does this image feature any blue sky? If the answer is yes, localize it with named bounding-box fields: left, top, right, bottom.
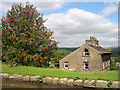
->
left=1, top=1, right=118, bottom=47
left=41, top=2, right=118, bottom=23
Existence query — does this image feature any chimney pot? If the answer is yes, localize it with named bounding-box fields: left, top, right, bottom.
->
left=86, top=37, right=99, bottom=46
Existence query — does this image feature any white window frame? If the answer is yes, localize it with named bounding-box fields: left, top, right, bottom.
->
left=84, top=63, right=89, bottom=70
left=84, top=60, right=89, bottom=70
left=106, top=61, right=107, bottom=67
left=103, top=62, right=105, bottom=69
left=107, top=61, right=109, bottom=67
left=108, top=60, right=110, bottom=66
left=64, top=62, right=68, bottom=69
left=104, top=62, right=106, bottom=68
left=83, top=49, right=89, bottom=56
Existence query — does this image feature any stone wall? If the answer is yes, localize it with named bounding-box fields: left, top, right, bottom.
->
left=59, top=44, right=104, bottom=73
left=0, top=73, right=119, bottom=89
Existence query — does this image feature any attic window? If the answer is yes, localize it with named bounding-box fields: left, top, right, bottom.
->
left=83, top=49, right=89, bottom=56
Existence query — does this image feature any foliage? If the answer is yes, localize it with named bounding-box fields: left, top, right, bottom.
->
left=107, top=80, right=113, bottom=87
left=110, top=57, right=119, bottom=70
left=110, top=47, right=120, bottom=57
left=82, top=78, right=88, bottom=84
left=115, top=56, right=120, bottom=62
left=50, top=50, right=71, bottom=68
left=0, top=26, right=2, bottom=60
left=93, top=80, right=97, bottom=86
left=58, top=47, right=79, bottom=52
left=2, top=2, right=58, bottom=67
left=49, top=65, right=55, bottom=68
left=73, top=77, right=80, bottom=81
left=36, top=75, right=45, bottom=83
left=67, top=77, right=72, bottom=80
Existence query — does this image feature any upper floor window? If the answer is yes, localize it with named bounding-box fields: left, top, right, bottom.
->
left=83, top=49, right=89, bottom=56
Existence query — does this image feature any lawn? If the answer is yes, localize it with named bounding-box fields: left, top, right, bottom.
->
left=1, top=63, right=119, bottom=81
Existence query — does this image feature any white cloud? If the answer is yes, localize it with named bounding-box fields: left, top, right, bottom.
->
left=31, top=2, right=64, bottom=12
left=1, top=2, right=13, bottom=14
left=44, top=8, right=118, bottom=47
left=0, top=1, right=64, bottom=23
left=100, top=3, right=117, bottom=17
left=1, top=0, right=64, bottom=15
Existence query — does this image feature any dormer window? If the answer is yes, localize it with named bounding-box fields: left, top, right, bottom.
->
left=83, top=49, right=89, bottom=56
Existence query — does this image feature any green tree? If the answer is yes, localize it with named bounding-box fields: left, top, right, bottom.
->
left=50, top=50, right=71, bottom=68
left=2, top=2, right=58, bottom=67
left=110, top=57, right=119, bottom=70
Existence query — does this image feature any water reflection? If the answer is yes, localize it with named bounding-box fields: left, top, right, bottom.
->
left=2, top=80, right=81, bottom=88
left=2, top=80, right=116, bottom=90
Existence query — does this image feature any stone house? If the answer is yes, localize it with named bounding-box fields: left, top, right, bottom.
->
left=59, top=37, right=112, bottom=72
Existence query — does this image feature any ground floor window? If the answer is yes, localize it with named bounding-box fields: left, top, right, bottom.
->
left=108, top=60, right=110, bottom=66
left=106, top=61, right=108, bottom=67
left=64, top=62, right=68, bottom=69
left=103, top=60, right=110, bottom=69
left=84, top=63, right=89, bottom=70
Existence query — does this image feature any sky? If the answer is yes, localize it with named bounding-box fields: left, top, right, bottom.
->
left=0, top=0, right=118, bottom=48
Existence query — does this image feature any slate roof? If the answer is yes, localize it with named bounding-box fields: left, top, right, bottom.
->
left=89, top=44, right=112, bottom=54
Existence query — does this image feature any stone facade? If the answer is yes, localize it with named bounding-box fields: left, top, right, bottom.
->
left=59, top=37, right=112, bottom=72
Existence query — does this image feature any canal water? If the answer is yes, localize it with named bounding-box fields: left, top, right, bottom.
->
left=1, top=79, right=91, bottom=90
left=2, top=80, right=117, bottom=90
left=2, top=79, right=78, bottom=88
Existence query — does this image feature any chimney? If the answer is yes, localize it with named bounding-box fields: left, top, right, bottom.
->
left=86, top=37, right=99, bottom=46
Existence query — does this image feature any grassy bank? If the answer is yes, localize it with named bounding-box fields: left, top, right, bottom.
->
left=1, top=63, right=119, bottom=81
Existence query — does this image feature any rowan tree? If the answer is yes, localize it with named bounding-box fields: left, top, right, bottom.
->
left=2, top=2, right=58, bottom=67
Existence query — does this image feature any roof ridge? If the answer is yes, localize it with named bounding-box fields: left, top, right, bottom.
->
left=88, top=44, right=111, bottom=53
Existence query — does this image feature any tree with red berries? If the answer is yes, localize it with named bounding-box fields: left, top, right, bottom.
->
left=2, top=2, right=58, bottom=67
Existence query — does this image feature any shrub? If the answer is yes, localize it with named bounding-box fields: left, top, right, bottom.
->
left=107, top=80, right=112, bottom=87
left=82, top=78, right=88, bottom=84
left=73, top=77, right=80, bottom=81
left=93, top=80, right=97, bottom=86
left=36, top=75, right=45, bottom=83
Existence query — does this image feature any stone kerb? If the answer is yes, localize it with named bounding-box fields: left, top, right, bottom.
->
left=110, top=81, right=120, bottom=88
left=43, top=77, right=52, bottom=84
left=67, top=79, right=74, bottom=86
left=96, top=80, right=108, bottom=88
left=22, top=75, right=30, bottom=82
left=83, top=79, right=95, bottom=88
left=52, top=78, right=59, bottom=84
left=9, top=75, right=15, bottom=80
left=1, top=73, right=120, bottom=89
left=74, top=79, right=82, bottom=86
left=30, top=76, right=40, bottom=82
left=10, top=74, right=23, bottom=81
left=0, top=73, right=9, bottom=80
left=12, top=74, right=18, bottom=76
left=15, top=75, right=23, bottom=81
left=58, top=78, right=68, bottom=85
